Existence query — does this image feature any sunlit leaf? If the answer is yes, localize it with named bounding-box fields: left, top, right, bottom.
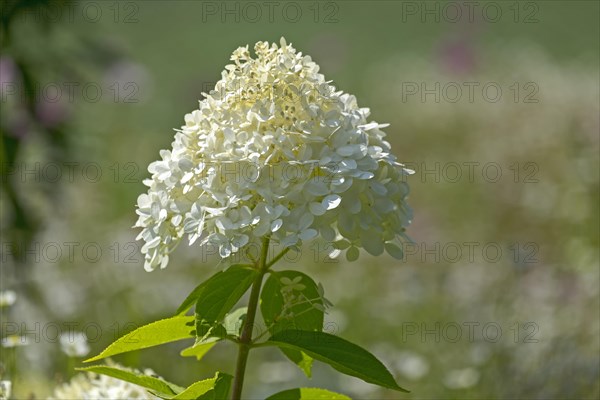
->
left=77, top=365, right=184, bottom=396
left=223, top=307, right=248, bottom=336
left=84, top=316, right=194, bottom=363
left=172, top=372, right=233, bottom=399
left=180, top=337, right=219, bottom=361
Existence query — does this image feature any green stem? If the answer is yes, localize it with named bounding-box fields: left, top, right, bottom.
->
left=231, top=237, right=270, bottom=400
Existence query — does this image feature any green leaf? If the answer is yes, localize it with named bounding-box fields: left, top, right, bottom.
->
left=172, top=372, right=232, bottom=400
left=193, top=265, right=257, bottom=338
left=265, top=330, right=409, bottom=393
left=211, top=372, right=234, bottom=400
left=261, top=270, right=325, bottom=377
left=261, top=271, right=324, bottom=331
left=181, top=306, right=247, bottom=361
left=195, top=321, right=227, bottom=342
left=77, top=365, right=184, bottom=396
left=266, top=388, right=351, bottom=400
left=84, top=316, right=194, bottom=363
left=172, top=379, right=213, bottom=399
left=176, top=265, right=255, bottom=316
left=223, top=307, right=247, bottom=336
left=180, top=337, right=219, bottom=361
left=280, top=348, right=313, bottom=378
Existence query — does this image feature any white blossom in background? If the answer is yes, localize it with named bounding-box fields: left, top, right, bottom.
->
left=394, top=351, right=430, bottom=381
left=50, top=363, right=160, bottom=400
left=59, top=331, right=90, bottom=358
left=1, top=335, right=29, bottom=348
left=443, top=367, right=480, bottom=389
left=0, top=381, right=11, bottom=400
left=0, top=291, right=16, bottom=307
left=135, top=38, right=413, bottom=271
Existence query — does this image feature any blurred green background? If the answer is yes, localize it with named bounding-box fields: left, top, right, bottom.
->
left=1, top=0, right=598, bottom=398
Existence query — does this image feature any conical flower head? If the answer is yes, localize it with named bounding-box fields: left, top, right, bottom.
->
left=135, top=38, right=412, bottom=271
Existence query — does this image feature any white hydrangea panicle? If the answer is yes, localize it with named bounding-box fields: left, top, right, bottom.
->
left=135, top=38, right=412, bottom=271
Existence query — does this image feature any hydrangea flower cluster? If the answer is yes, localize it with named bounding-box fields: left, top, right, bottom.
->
left=136, top=38, right=412, bottom=271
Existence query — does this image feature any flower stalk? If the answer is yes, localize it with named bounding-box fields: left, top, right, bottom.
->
left=231, top=237, right=270, bottom=400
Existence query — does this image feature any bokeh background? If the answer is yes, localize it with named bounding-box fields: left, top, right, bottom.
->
left=1, top=0, right=599, bottom=398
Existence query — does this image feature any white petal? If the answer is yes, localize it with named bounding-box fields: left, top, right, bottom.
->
left=338, top=159, right=357, bottom=170
left=299, top=229, right=318, bottom=241
left=254, top=219, right=271, bottom=237
left=370, top=182, right=388, bottom=196
left=337, top=145, right=358, bottom=157
left=141, top=237, right=161, bottom=252
left=298, top=213, right=314, bottom=230
left=281, top=234, right=299, bottom=247
left=309, top=202, right=326, bottom=216
left=351, top=170, right=375, bottom=179
left=344, top=198, right=361, bottom=214
left=322, top=194, right=342, bottom=210
left=160, top=254, right=169, bottom=269
left=328, top=248, right=342, bottom=259
left=137, top=194, right=151, bottom=208
left=305, top=178, right=329, bottom=196
left=374, top=198, right=395, bottom=213
left=271, top=219, right=283, bottom=232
